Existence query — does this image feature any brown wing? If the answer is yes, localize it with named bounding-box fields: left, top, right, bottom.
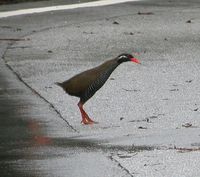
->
left=62, top=59, right=117, bottom=97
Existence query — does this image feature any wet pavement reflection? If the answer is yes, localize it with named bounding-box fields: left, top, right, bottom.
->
left=0, top=66, right=61, bottom=176
left=0, top=73, right=41, bottom=176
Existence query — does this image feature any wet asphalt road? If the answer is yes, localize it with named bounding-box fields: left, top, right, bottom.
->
left=1, top=0, right=200, bottom=176
left=0, top=1, right=150, bottom=176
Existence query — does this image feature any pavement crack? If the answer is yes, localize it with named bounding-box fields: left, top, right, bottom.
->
left=2, top=44, right=78, bottom=133
left=108, top=155, right=134, bottom=177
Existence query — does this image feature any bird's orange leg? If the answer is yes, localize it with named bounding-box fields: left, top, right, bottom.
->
left=78, top=102, right=98, bottom=124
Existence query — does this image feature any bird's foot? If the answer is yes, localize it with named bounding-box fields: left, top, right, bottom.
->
left=81, top=120, right=94, bottom=125
left=81, top=117, right=98, bottom=125
left=86, top=116, right=98, bottom=124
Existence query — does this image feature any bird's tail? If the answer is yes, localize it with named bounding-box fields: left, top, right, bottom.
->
left=55, top=82, right=63, bottom=88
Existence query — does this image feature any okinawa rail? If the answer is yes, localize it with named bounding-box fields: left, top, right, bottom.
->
left=56, top=53, right=140, bottom=125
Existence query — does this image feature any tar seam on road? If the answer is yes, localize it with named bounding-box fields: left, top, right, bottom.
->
left=108, top=155, right=134, bottom=177
left=2, top=41, right=78, bottom=133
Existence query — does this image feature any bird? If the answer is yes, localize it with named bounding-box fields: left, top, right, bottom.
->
left=56, top=53, right=140, bottom=125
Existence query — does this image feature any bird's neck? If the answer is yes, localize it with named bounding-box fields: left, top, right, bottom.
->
left=98, top=61, right=119, bottom=80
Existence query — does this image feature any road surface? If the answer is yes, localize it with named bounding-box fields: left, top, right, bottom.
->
left=0, top=0, right=200, bottom=176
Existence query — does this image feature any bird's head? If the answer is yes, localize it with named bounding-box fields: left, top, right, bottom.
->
left=116, top=53, right=141, bottom=64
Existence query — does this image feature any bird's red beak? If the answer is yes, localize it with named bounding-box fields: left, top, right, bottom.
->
left=131, top=58, right=141, bottom=64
